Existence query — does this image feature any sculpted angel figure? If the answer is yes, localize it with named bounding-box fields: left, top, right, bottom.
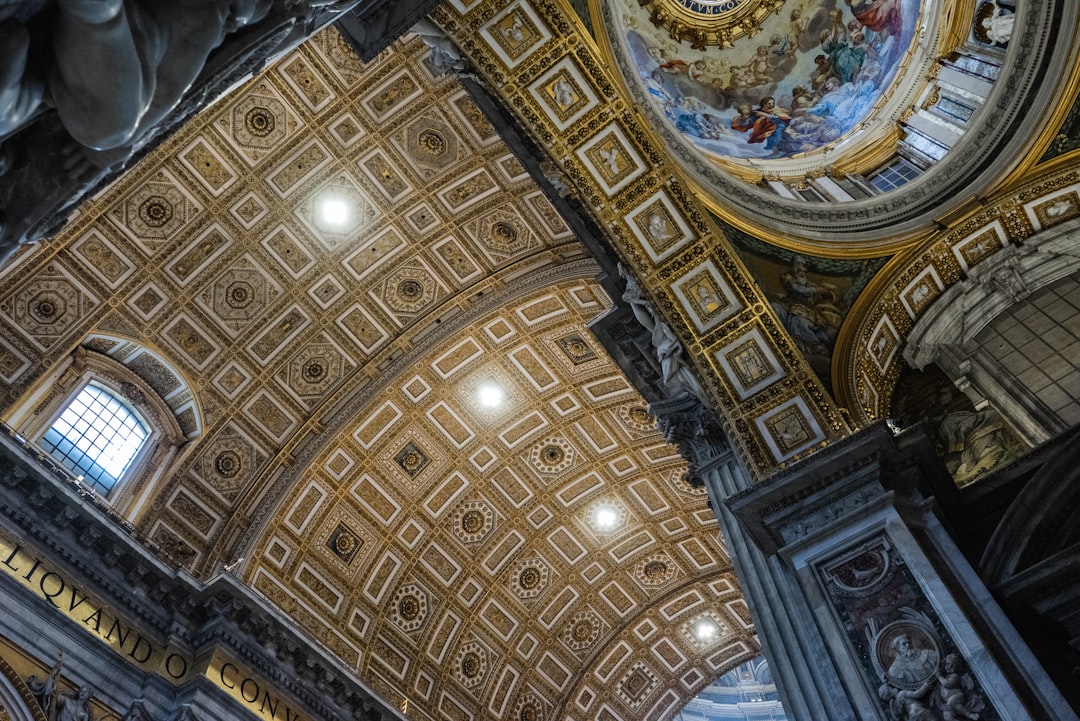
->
left=619, top=264, right=709, bottom=404
left=27, top=655, right=96, bottom=721
left=879, top=679, right=937, bottom=721
left=938, top=654, right=985, bottom=720
left=980, top=1, right=1014, bottom=45
left=55, top=686, right=94, bottom=721
left=28, top=654, right=63, bottom=721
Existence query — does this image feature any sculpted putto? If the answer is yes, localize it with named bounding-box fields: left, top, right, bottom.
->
left=868, top=610, right=989, bottom=721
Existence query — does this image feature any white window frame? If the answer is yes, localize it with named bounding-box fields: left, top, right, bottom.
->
left=7, top=347, right=185, bottom=515
left=40, top=381, right=150, bottom=496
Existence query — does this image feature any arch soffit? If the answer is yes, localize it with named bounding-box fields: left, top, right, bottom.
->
left=589, top=0, right=1080, bottom=246
left=213, top=258, right=603, bottom=575
left=833, top=165, right=1080, bottom=423
left=81, top=334, right=204, bottom=440
left=235, top=278, right=756, bottom=721
left=0, top=656, right=49, bottom=721
left=2, top=334, right=200, bottom=445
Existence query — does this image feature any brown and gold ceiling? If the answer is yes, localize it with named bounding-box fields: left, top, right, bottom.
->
left=2, top=0, right=1079, bottom=717
left=0, top=26, right=757, bottom=721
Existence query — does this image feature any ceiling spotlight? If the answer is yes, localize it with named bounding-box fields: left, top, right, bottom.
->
left=594, top=504, right=619, bottom=531
left=477, top=382, right=505, bottom=408
left=693, top=619, right=718, bottom=642
left=318, top=197, right=350, bottom=227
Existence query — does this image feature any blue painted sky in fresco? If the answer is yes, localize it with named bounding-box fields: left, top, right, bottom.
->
left=624, top=0, right=920, bottom=160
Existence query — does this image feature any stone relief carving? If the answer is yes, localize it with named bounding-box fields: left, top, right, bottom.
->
left=873, top=616, right=985, bottom=721
left=974, top=1, right=1014, bottom=46
left=821, top=538, right=997, bottom=721
left=26, top=656, right=95, bottom=721
left=0, top=655, right=46, bottom=721
left=937, top=654, right=985, bottom=721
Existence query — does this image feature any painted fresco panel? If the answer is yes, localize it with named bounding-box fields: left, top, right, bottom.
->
left=617, top=0, right=921, bottom=159
left=721, top=219, right=885, bottom=386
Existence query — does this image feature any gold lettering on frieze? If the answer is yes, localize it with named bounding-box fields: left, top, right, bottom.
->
left=0, top=530, right=192, bottom=683
left=208, top=651, right=307, bottom=721
left=1, top=530, right=315, bottom=720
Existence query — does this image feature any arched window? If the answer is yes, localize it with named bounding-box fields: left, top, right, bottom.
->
left=40, top=382, right=149, bottom=495
left=4, top=342, right=199, bottom=518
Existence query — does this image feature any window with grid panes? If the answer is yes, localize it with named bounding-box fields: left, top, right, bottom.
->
left=40, top=383, right=148, bottom=495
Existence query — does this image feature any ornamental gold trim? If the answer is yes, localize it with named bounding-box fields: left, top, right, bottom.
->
left=635, top=0, right=783, bottom=49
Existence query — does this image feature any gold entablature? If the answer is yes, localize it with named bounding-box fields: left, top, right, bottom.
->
left=637, top=0, right=783, bottom=48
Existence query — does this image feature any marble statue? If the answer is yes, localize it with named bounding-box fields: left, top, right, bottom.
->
left=980, top=1, right=1014, bottom=45
left=27, top=654, right=96, bottom=721
left=1, top=0, right=275, bottom=155
left=866, top=606, right=992, bottom=721
left=27, top=654, right=63, bottom=721
left=54, top=687, right=94, bottom=721
left=413, top=17, right=465, bottom=76
left=619, top=264, right=711, bottom=406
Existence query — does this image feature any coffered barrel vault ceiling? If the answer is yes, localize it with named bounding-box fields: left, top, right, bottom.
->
left=247, top=279, right=754, bottom=720
left=0, top=27, right=758, bottom=721
left=432, top=0, right=852, bottom=476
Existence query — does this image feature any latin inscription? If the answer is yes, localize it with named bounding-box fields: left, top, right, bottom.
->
left=1, top=531, right=308, bottom=721
left=674, top=0, right=744, bottom=15
left=1, top=540, right=190, bottom=681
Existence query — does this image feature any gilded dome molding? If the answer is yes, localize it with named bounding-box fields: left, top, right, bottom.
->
left=594, top=0, right=1078, bottom=250
left=636, top=0, right=784, bottom=49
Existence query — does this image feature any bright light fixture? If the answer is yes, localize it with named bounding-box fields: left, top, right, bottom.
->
left=594, top=505, right=618, bottom=531
left=693, top=619, right=718, bottom=642
left=318, top=197, right=350, bottom=227
left=477, top=382, right=505, bottom=408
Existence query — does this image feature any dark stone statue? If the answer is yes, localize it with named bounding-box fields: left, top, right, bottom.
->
left=27, top=653, right=96, bottom=721
left=0, top=0, right=361, bottom=266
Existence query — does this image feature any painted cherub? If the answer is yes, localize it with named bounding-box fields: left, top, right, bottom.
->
left=730, top=103, right=755, bottom=134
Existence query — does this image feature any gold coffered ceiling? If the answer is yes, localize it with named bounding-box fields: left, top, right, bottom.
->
left=0, top=25, right=757, bottom=721
left=248, top=280, right=754, bottom=720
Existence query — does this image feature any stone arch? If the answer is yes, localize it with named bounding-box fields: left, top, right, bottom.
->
left=834, top=168, right=1080, bottom=427
left=1, top=337, right=199, bottom=519
left=0, top=656, right=48, bottom=721
left=904, top=219, right=1080, bottom=444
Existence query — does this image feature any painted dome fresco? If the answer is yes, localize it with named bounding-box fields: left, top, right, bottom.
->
left=621, top=0, right=922, bottom=162
left=603, top=0, right=933, bottom=170
left=592, top=0, right=1051, bottom=246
